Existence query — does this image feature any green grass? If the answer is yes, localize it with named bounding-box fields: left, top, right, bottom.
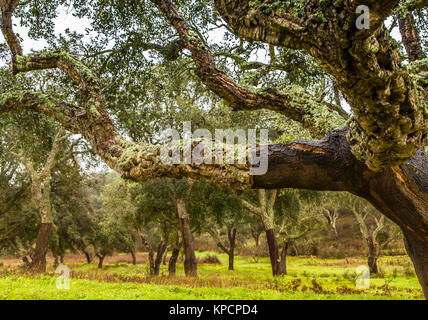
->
left=0, top=253, right=423, bottom=300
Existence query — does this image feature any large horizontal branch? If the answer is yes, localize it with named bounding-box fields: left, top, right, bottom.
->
left=151, top=0, right=345, bottom=138
left=252, top=126, right=370, bottom=192
left=2, top=90, right=427, bottom=249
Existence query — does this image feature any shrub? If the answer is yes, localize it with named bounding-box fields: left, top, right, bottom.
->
left=198, top=255, right=222, bottom=264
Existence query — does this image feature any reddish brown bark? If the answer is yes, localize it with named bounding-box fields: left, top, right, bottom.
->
left=265, top=229, right=285, bottom=277
left=168, top=247, right=180, bottom=276
left=30, top=223, right=53, bottom=273
left=179, top=215, right=198, bottom=277
left=404, top=233, right=428, bottom=299
left=154, top=239, right=168, bottom=276
left=279, top=241, right=289, bottom=275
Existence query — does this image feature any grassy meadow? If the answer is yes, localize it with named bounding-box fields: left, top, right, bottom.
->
left=0, top=251, right=423, bottom=300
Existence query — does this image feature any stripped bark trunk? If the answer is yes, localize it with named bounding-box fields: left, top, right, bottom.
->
left=265, top=229, right=283, bottom=276
left=154, top=238, right=168, bottom=276
left=367, top=239, right=379, bottom=274
left=176, top=198, right=197, bottom=277
left=227, top=227, right=237, bottom=271
left=243, top=190, right=285, bottom=276
left=404, top=232, right=428, bottom=299
left=148, top=249, right=155, bottom=275
left=279, top=241, right=289, bottom=275
left=168, top=247, right=180, bottom=276
left=30, top=223, right=52, bottom=273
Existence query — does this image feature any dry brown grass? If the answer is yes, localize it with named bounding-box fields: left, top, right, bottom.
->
left=0, top=252, right=148, bottom=269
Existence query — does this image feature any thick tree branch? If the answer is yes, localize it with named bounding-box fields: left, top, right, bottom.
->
left=213, top=0, right=427, bottom=172
left=398, top=12, right=425, bottom=62
left=0, top=0, right=23, bottom=62
left=151, top=0, right=345, bottom=138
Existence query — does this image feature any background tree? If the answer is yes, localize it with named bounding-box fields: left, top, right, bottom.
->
left=341, top=194, right=401, bottom=274
left=197, top=182, right=244, bottom=271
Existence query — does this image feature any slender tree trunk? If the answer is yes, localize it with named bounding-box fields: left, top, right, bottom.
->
left=168, top=248, right=180, bottom=276
left=130, top=250, right=136, bottom=265
left=30, top=222, right=53, bottom=273
left=367, top=239, right=379, bottom=274
left=279, top=240, right=288, bottom=275
left=97, top=254, right=105, bottom=269
left=137, top=231, right=155, bottom=275
left=176, top=198, right=197, bottom=277
left=254, top=235, right=259, bottom=247
left=265, top=229, right=284, bottom=276
left=154, top=242, right=168, bottom=276
left=84, top=251, right=91, bottom=263
left=228, top=227, right=236, bottom=271
left=228, top=252, right=234, bottom=271
left=162, top=250, right=168, bottom=265
left=148, top=248, right=155, bottom=275
left=251, top=228, right=261, bottom=247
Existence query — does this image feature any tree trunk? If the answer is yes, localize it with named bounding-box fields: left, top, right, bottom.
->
left=254, top=235, right=259, bottom=247
left=227, top=227, right=236, bottom=271
left=168, top=248, right=180, bottom=276
left=279, top=240, right=288, bottom=275
left=179, top=216, right=198, bottom=277
left=265, top=229, right=284, bottom=276
left=368, top=255, right=378, bottom=275
left=30, top=222, right=52, bottom=273
left=130, top=250, right=136, bottom=265
left=162, top=250, right=168, bottom=265
left=84, top=251, right=91, bottom=263
left=403, top=232, right=428, bottom=299
left=154, top=242, right=167, bottom=276
left=228, top=252, right=234, bottom=271
left=148, top=249, right=155, bottom=275
left=176, top=199, right=197, bottom=277
left=97, top=254, right=105, bottom=269
left=251, top=228, right=261, bottom=247
left=367, top=239, right=379, bottom=274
